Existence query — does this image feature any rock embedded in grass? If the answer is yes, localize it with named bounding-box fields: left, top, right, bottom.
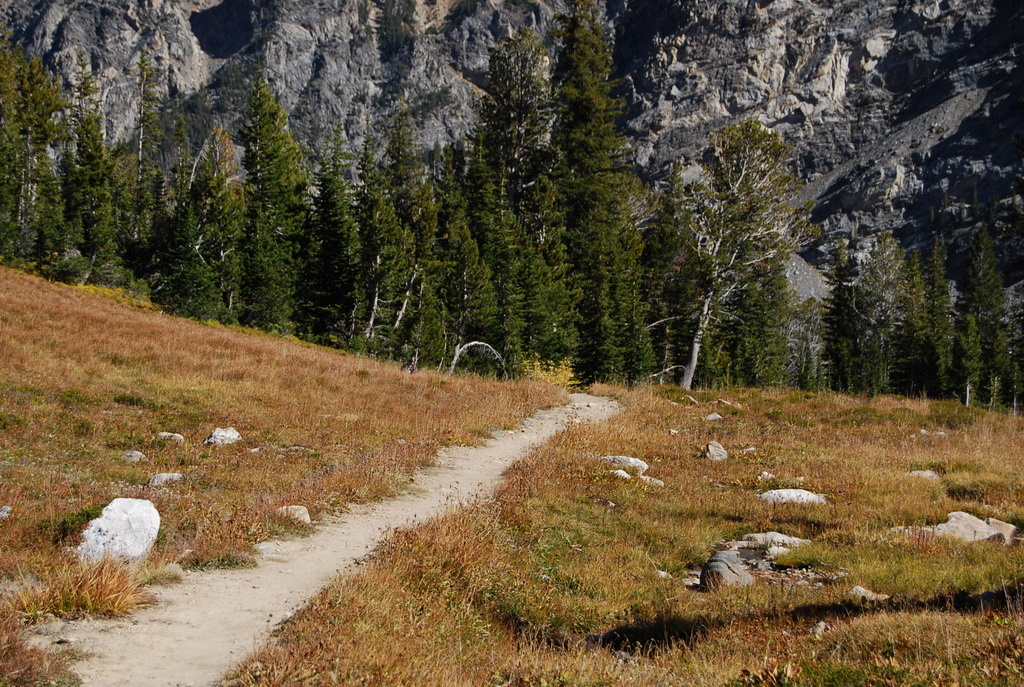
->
left=122, top=450, right=146, bottom=463
left=909, top=469, right=941, bottom=479
left=638, top=475, right=665, bottom=487
left=609, top=469, right=633, bottom=480
left=700, top=550, right=754, bottom=589
left=77, top=498, right=160, bottom=563
left=705, top=412, right=724, bottom=421
left=742, top=532, right=812, bottom=548
left=758, top=488, right=827, bottom=505
left=203, top=427, right=242, bottom=446
left=277, top=505, right=312, bottom=525
left=701, top=441, right=728, bottom=461
left=599, top=455, right=649, bottom=475
left=935, top=511, right=1014, bottom=544
left=147, top=473, right=184, bottom=488
left=849, top=585, right=890, bottom=602
left=0, top=505, right=11, bottom=520
left=156, top=432, right=185, bottom=445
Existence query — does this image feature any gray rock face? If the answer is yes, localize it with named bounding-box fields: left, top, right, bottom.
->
left=203, top=427, right=242, bottom=446
left=702, top=441, right=728, bottom=461
left=700, top=550, right=754, bottom=589
left=77, top=498, right=161, bottom=563
left=0, top=506, right=11, bottom=520
left=3, top=0, right=1020, bottom=280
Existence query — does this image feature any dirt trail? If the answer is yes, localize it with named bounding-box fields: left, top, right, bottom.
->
left=33, top=394, right=620, bottom=687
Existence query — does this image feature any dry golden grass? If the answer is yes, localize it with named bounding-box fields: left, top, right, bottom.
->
left=0, top=267, right=563, bottom=683
left=227, top=385, right=1024, bottom=686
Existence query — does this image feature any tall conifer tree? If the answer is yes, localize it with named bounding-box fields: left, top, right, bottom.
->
left=237, top=74, right=308, bottom=329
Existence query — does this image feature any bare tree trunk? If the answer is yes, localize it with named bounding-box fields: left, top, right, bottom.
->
left=680, top=294, right=714, bottom=390
left=447, top=341, right=504, bottom=375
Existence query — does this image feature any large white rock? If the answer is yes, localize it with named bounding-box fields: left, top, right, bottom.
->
left=203, top=427, right=242, bottom=445
left=935, top=511, right=1005, bottom=543
left=702, top=441, right=728, bottom=461
left=599, top=455, right=649, bottom=475
left=758, top=489, right=827, bottom=505
left=77, top=498, right=161, bottom=563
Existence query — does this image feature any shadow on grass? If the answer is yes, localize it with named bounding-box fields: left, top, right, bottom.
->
left=587, top=614, right=718, bottom=653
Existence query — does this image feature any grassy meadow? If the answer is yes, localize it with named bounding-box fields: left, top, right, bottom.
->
left=0, top=267, right=564, bottom=680
left=226, top=386, right=1024, bottom=686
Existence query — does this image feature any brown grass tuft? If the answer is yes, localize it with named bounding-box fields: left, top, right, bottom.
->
left=7, top=558, right=152, bottom=620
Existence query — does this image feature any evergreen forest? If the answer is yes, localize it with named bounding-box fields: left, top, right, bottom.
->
left=1, top=0, right=1022, bottom=405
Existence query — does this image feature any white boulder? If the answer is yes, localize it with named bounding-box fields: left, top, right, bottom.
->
left=742, top=532, right=812, bottom=548
left=759, top=489, right=827, bottom=505
left=77, top=498, right=160, bottom=563
left=276, top=505, right=312, bottom=525
left=203, top=427, right=242, bottom=446
left=599, top=455, right=649, bottom=475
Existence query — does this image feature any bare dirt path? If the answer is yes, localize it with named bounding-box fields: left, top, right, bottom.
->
left=32, top=394, right=620, bottom=687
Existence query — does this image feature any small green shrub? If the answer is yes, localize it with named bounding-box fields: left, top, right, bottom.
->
left=39, top=504, right=104, bottom=546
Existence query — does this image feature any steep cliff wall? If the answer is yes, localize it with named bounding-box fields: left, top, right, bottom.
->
left=2, top=0, right=1022, bottom=279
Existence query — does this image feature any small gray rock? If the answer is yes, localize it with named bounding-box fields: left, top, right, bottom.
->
left=758, top=489, right=827, bottom=505
left=203, top=427, right=242, bottom=446
left=909, top=469, right=941, bottom=479
left=276, top=505, right=311, bottom=525
left=702, top=441, right=728, bottom=461
left=156, top=432, right=185, bottom=445
left=147, top=473, right=184, bottom=488
left=609, top=469, right=633, bottom=480
left=638, top=475, right=665, bottom=487
left=122, top=450, right=146, bottom=463
left=656, top=570, right=672, bottom=579
left=705, top=412, right=724, bottom=421
left=850, top=585, right=890, bottom=602
left=0, top=506, right=11, bottom=520
left=810, top=621, right=829, bottom=637
left=700, top=550, right=754, bottom=589
left=600, top=455, right=649, bottom=475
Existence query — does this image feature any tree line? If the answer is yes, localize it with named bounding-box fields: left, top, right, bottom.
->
left=1, top=0, right=1021, bottom=403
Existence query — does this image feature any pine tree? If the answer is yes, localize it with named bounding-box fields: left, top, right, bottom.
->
left=823, top=239, right=860, bottom=392
left=354, top=136, right=412, bottom=349
left=435, top=165, right=496, bottom=370
left=237, top=74, right=309, bottom=330
left=59, top=54, right=121, bottom=285
left=552, top=0, right=651, bottom=382
left=923, top=239, right=955, bottom=397
left=669, top=120, right=813, bottom=390
left=957, top=226, right=1010, bottom=405
left=857, top=232, right=907, bottom=394
left=157, top=123, right=223, bottom=320
left=296, top=132, right=359, bottom=342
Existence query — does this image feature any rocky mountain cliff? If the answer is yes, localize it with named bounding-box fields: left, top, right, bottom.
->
left=2, top=0, right=1022, bottom=281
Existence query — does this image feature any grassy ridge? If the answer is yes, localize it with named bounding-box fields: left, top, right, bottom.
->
left=0, top=268, right=562, bottom=618
left=227, top=386, right=1024, bottom=685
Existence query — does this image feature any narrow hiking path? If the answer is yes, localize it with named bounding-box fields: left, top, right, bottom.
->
left=31, top=394, right=621, bottom=687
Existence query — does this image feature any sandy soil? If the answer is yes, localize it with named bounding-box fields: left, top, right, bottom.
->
left=32, top=393, right=620, bottom=687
